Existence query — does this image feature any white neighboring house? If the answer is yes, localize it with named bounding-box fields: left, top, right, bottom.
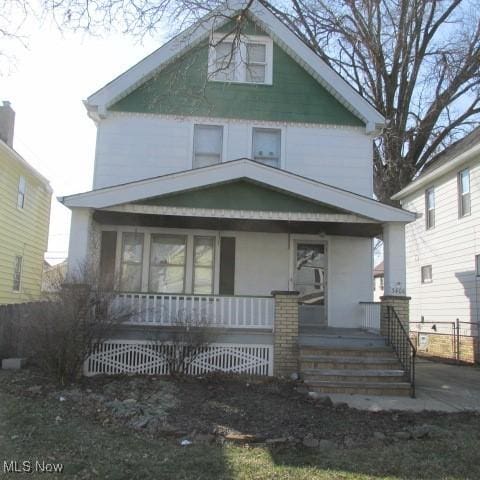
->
left=393, top=127, right=480, bottom=334
left=373, top=261, right=384, bottom=302
left=59, top=0, right=415, bottom=379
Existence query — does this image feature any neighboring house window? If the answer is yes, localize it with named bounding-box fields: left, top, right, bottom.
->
left=193, top=124, right=223, bottom=168
left=12, top=256, right=23, bottom=292
left=149, top=235, right=186, bottom=293
left=458, top=169, right=471, bottom=217
left=208, top=35, right=273, bottom=85
left=252, top=128, right=281, bottom=167
left=119, top=233, right=144, bottom=291
left=379, top=277, right=384, bottom=291
left=476, top=254, right=480, bottom=277
left=421, top=265, right=432, bottom=284
left=17, top=176, right=26, bottom=209
left=425, top=187, right=435, bottom=229
left=193, top=237, right=215, bottom=294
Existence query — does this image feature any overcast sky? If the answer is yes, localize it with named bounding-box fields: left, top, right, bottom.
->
left=2, top=19, right=162, bottom=264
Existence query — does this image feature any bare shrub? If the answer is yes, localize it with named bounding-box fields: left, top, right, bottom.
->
left=22, top=267, right=134, bottom=384
left=149, top=305, right=221, bottom=375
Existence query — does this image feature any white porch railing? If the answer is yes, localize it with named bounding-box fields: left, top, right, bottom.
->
left=359, top=301, right=381, bottom=331
left=114, top=293, right=274, bottom=330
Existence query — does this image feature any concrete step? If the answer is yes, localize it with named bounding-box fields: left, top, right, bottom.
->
left=300, top=355, right=400, bottom=370
left=302, top=368, right=407, bottom=383
left=298, top=334, right=387, bottom=349
left=306, top=381, right=412, bottom=396
left=300, top=346, right=394, bottom=357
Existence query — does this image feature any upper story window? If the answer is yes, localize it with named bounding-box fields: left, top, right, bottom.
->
left=458, top=168, right=471, bottom=218
left=476, top=254, right=480, bottom=276
left=193, top=124, right=223, bottom=168
left=421, top=265, right=432, bottom=284
left=17, top=176, right=26, bottom=209
left=425, top=187, right=435, bottom=230
left=12, top=255, right=23, bottom=292
left=252, top=128, right=281, bottom=167
left=208, top=34, right=273, bottom=85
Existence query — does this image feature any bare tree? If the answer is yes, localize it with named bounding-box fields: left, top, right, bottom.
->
left=39, top=0, right=480, bottom=202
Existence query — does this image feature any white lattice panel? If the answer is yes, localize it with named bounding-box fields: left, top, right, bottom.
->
left=84, top=341, right=273, bottom=377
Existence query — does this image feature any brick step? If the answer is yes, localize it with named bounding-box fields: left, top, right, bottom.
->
left=300, top=355, right=400, bottom=370
left=306, top=381, right=412, bottom=396
left=300, top=346, right=395, bottom=357
left=302, top=369, right=407, bottom=383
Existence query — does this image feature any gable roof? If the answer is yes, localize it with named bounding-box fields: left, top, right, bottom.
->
left=393, top=127, right=480, bottom=200
left=85, top=0, right=384, bottom=131
left=59, top=158, right=414, bottom=223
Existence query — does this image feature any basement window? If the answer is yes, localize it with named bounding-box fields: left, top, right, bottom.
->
left=208, top=34, right=273, bottom=85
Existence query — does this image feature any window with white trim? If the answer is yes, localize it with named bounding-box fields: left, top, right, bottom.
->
left=425, top=187, right=435, bottom=230
left=458, top=169, right=471, bottom=218
left=476, top=254, right=480, bottom=277
left=149, top=235, right=186, bottom=293
left=193, top=237, right=215, bottom=294
left=208, top=34, right=273, bottom=85
left=252, top=128, right=281, bottom=167
left=421, top=265, right=432, bottom=284
left=12, top=255, right=23, bottom=292
left=17, top=176, right=26, bottom=209
left=119, top=233, right=144, bottom=291
left=193, top=124, right=223, bottom=168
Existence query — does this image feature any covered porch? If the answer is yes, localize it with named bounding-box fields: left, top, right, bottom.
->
left=60, top=160, right=415, bottom=379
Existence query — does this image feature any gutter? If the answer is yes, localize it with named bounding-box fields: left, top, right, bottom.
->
left=392, top=142, right=480, bottom=201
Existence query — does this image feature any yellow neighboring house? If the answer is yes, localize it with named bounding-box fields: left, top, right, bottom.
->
left=0, top=101, right=52, bottom=304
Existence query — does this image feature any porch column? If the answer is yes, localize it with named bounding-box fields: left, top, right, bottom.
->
left=67, top=207, right=93, bottom=280
left=381, top=222, right=410, bottom=331
left=272, top=291, right=299, bottom=377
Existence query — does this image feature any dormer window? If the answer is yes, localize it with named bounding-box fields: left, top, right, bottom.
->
left=208, top=34, right=273, bottom=85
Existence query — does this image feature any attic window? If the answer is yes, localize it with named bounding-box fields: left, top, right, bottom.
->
left=208, top=34, right=273, bottom=85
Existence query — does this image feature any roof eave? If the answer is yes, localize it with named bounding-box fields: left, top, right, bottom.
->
left=392, top=142, right=480, bottom=201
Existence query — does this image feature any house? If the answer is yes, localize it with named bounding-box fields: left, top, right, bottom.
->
left=0, top=102, right=52, bottom=304
left=42, top=260, right=68, bottom=292
left=393, top=127, right=480, bottom=363
left=373, top=261, right=384, bottom=302
left=60, top=0, right=416, bottom=393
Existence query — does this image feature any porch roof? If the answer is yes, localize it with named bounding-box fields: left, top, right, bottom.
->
left=59, top=159, right=415, bottom=223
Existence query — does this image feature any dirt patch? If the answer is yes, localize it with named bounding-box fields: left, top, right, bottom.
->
left=0, top=369, right=477, bottom=449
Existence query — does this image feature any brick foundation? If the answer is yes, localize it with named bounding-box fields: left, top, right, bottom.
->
left=409, top=331, right=478, bottom=364
left=380, top=295, right=411, bottom=335
left=272, top=291, right=299, bottom=377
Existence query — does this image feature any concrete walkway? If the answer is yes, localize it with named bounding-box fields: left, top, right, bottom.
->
left=326, top=358, right=480, bottom=412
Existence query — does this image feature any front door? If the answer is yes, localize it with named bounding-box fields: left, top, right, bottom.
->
left=294, top=243, right=327, bottom=327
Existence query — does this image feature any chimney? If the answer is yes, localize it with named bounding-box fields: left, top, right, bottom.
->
left=0, top=101, right=15, bottom=148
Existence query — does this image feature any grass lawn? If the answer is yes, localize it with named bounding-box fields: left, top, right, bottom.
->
left=0, top=370, right=479, bottom=479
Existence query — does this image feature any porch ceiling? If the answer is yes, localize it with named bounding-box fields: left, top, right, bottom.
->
left=93, top=210, right=383, bottom=237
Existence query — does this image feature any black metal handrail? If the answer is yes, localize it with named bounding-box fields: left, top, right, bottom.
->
left=385, top=306, right=416, bottom=397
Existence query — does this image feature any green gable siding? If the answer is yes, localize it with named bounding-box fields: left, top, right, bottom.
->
left=111, top=35, right=364, bottom=126
left=138, top=180, right=345, bottom=214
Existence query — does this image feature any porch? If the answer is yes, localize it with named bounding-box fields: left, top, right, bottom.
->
left=61, top=160, right=415, bottom=385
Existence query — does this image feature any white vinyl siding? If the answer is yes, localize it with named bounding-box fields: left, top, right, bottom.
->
left=458, top=168, right=471, bottom=218
left=403, top=157, right=480, bottom=329
left=193, top=124, right=223, bottom=168
left=252, top=128, right=281, bottom=167
left=93, top=114, right=373, bottom=196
